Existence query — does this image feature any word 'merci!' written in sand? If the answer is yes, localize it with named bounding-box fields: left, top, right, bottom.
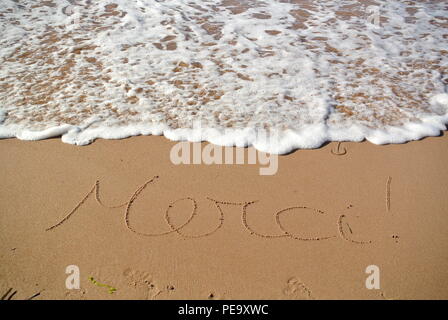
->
left=45, top=176, right=395, bottom=244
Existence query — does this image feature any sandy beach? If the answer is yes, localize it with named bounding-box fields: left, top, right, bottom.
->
left=1, top=134, right=447, bottom=300
left=1, top=0, right=448, bottom=301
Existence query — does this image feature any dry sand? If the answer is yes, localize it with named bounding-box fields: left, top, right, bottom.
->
left=1, top=134, right=448, bottom=300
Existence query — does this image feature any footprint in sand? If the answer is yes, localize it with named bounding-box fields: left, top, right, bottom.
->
left=65, top=288, right=87, bottom=300
left=122, top=268, right=162, bottom=300
left=283, top=277, right=314, bottom=300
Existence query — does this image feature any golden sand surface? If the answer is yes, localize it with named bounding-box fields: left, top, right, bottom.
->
left=1, top=134, right=447, bottom=299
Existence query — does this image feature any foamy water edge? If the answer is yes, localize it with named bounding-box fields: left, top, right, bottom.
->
left=1, top=0, right=447, bottom=154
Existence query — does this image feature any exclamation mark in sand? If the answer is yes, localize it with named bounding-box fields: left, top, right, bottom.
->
left=386, top=176, right=392, bottom=212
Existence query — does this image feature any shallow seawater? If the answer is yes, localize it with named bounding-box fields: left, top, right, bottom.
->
left=0, top=0, right=447, bottom=153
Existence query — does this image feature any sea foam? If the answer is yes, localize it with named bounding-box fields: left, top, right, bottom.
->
left=0, top=0, right=447, bottom=154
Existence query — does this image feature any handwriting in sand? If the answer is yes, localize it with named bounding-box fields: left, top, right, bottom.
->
left=46, top=175, right=394, bottom=244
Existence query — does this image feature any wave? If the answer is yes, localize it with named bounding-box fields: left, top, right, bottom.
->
left=0, top=0, right=447, bottom=154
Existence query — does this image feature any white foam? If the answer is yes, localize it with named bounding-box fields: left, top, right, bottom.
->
left=0, top=0, right=447, bottom=153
